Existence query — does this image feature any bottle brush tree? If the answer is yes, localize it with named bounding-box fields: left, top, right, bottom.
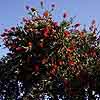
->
left=0, top=1, right=100, bottom=100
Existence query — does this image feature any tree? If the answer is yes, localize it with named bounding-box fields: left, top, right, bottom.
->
left=0, top=1, right=100, bottom=100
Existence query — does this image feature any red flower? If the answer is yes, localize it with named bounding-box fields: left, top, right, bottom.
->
left=53, top=64, right=57, bottom=69
left=93, top=52, right=96, bottom=57
left=16, top=47, right=26, bottom=52
left=68, top=61, right=75, bottom=66
left=50, top=68, right=56, bottom=75
left=12, top=44, right=17, bottom=48
left=53, top=22, right=58, bottom=27
left=41, top=58, right=47, bottom=64
left=58, top=60, right=63, bottom=65
left=43, top=11, right=49, bottom=17
left=91, top=51, right=96, bottom=57
left=28, top=42, right=32, bottom=47
left=66, top=47, right=74, bottom=52
left=39, top=42, right=44, bottom=48
left=64, top=31, right=70, bottom=37
left=80, top=32, right=84, bottom=38
left=50, top=64, right=58, bottom=75
left=34, top=64, right=40, bottom=72
left=63, top=79, right=70, bottom=88
left=43, top=27, right=49, bottom=37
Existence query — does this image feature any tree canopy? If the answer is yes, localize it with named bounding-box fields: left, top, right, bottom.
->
left=0, top=1, right=100, bottom=100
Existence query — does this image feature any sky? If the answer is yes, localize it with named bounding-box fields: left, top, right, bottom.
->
left=0, top=0, right=100, bottom=58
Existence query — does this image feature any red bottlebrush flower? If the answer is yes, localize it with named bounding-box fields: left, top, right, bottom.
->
left=12, top=44, right=17, bottom=48
left=50, top=68, right=56, bottom=75
left=25, top=5, right=30, bottom=10
left=34, top=64, right=40, bottom=72
left=63, top=79, right=70, bottom=88
left=74, top=23, right=80, bottom=27
left=63, top=12, right=67, bottom=18
left=39, top=42, right=44, bottom=48
left=44, top=33, right=49, bottom=38
left=41, top=58, right=47, bottom=64
left=93, top=52, right=96, bottom=57
left=43, top=11, right=49, bottom=17
left=66, top=53, right=72, bottom=59
left=50, top=64, right=58, bottom=75
left=80, top=32, right=84, bottom=38
left=91, top=51, right=96, bottom=57
left=58, top=60, right=63, bottom=65
left=43, top=27, right=49, bottom=37
left=53, top=64, right=57, bottom=69
left=66, top=47, right=74, bottom=52
left=28, top=42, right=32, bottom=47
left=64, top=31, right=70, bottom=37
left=53, top=22, right=58, bottom=27
left=16, top=47, right=26, bottom=52
left=68, top=61, right=75, bottom=66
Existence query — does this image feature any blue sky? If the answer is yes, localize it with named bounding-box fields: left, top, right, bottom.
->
left=0, top=0, right=100, bottom=58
